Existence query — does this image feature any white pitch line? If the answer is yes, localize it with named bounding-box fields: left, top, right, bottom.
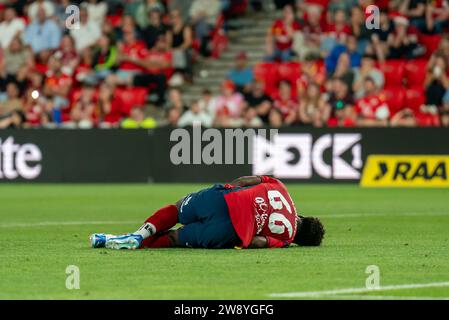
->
left=269, top=281, right=449, bottom=298
left=0, top=220, right=140, bottom=228
left=320, top=212, right=449, bottom=219
left=323, top=295, right=449, bottom=300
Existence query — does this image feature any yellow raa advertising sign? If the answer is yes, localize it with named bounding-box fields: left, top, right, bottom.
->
left=361, top=155, right=449, bottom=187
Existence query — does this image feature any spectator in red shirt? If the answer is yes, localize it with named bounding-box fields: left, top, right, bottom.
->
left=43, top=52, right=73, bottom=123
left=70, top=83, right=97, bottom=128
left=97, top=83, right=124, bottom=128
left=266, top=5, right=300, bottom=62
left=116, top=29, right=148, bottom=78
left=355, top=77, right=390, bottom=127
left=272, top=80, right=298, bottom=125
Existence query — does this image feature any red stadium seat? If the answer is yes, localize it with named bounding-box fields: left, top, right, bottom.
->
left=378, top=60, right=405, bottom=88
left=419, top=34, right=442, bottom=59
left=380, top=88, right=406, bottom=115
left=114, top=87, right=149, bottom=115
left=253, top=62, right=279, bottom=96
left=405, top=88, right=426, bottom=112
left=277, top=62, right=301, bottom=84
left=404, top=59, right=428, bottom=89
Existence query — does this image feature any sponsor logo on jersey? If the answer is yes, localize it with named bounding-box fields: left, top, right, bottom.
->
left=361, top=155, right=449, bottom=187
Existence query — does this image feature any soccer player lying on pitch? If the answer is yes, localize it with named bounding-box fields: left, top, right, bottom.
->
left=90, top=176, right=325, bottom=250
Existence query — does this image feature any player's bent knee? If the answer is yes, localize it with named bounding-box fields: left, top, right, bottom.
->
left=168, top=230, right=180, bottom=247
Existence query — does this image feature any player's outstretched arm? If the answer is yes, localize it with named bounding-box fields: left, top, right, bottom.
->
left=230, top=176, right=263, bottom=187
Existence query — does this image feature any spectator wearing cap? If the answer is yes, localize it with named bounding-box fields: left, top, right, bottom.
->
left=266, top=5, right=300, bottom=62
left=226, top=52, right=254, bottom=94
left=0, top=6, right=25, bottom=49
left=23, top=5, right=61, bottom=53
left=353, top=54, right=385, bottom=99
left=189, top=0, right=222, bottom=57
left=70, top=5, right=101, bottom=52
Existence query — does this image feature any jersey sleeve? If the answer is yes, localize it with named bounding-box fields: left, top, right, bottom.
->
left=266, top=236, right=290, bottom=248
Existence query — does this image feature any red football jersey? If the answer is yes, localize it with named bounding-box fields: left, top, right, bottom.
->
left=224, top=176, right=298, bottom=248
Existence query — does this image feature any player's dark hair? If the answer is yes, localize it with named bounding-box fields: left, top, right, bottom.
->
left=294, top=217, right=325, bottom=246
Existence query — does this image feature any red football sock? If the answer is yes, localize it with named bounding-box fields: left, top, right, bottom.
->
left=144, top=205, right=179, bottom=232
left=140, top=233, right=172, bottom=249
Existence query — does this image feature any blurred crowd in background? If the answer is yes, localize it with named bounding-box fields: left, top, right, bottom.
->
left=1, top=0, right=449, bottom=129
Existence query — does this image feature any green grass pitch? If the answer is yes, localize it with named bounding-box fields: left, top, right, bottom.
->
left=1, top=184, right=449, bottom=300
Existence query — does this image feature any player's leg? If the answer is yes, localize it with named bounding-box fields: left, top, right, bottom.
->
left=90, top=204, right=179, bottom=249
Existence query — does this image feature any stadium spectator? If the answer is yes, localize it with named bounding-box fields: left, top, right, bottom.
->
left=266, top=5, right=300, bottom=62
left=70, top=83, right=97, bottom=128
left=121, top=106, right=158, bottom=129
left=27, top=0, right=55, bottom=22
left=387, top=16, right=424, bottom=59
left=398, top=0, right=426, bottom=31
left=70, top=5, right=102, bottom=52
left=141, top=8, right=168, bottom=49
left=2, top=36, right=32, bottom=78
left=214, top=80, right=245, bottom=127
left=355, top=77, right=390, bottom=127
left=167, top=9, right=193, bottom=84
left=0, top=81, right=23, bottom=117
left=97, top=83, right=124, bottom=127
left=43, top=52, right=73, bottom=122
left=329, top=52, right=355, bottom=89
left=326, top=35, right=361, bottom=76
left=165, top=106, right=182, bottom=127
left=272, top=80, right=298, bottom=126
left=86, top=0, right=108, bottom=27
left=244, top=81, right=273, bottom=124
left=198, top=88, right=218, bottom=116
left=0, top=6, right=25, bottom=49
left=353, top=54, right=385, bottom=99
left=325, top=77, right=356, bottom=127
left=370, top=10, right=393, bottom=63
left=189, top=0, right=222, bottom=57
left=226, top=51, right=254, bottom=93
left=425, top=54, right=449, bottom=107
left=135, top=0, right=165, bottom=29
left=298, top=82, right=326, bottom=127
left=0, top=109, right=26, bottom=129
left=58, top=35, right=79, bottom=76
left=350, top=5, right=373, bottom=55
left=297, top=54, right=326, bottom=96
left=423, top=0, right=449, bottom=34
left=167, top=88, right=189, bottom=113
left=293, top=4, right=323, bottom=61
left=321, top=9, right=351, bottom=57
left=390, top=108, right=418, bottom=127
left=83, top=34, right=117, bottom=84
left=178, top=101, right=213, bottom=127
left=23, top=6, right=61, bottom=53
left=242, top=106, right=264, bottom=127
